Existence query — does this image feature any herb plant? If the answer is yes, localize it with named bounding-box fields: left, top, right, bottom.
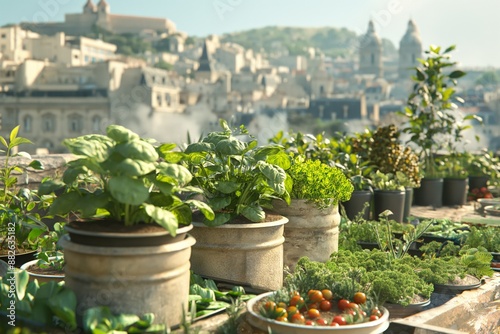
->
left=38, top=125, right=214, bottom=236
left=0, top=126, right=47, bottom=253
left=286, top=156, right=353, bottom=209
left=183, top=119, right=290, bottom=226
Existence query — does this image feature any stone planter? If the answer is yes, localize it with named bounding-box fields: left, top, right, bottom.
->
left=189, top=215, right=287, bottom=291
left=59, top=227, right=195, bottom=328
left=20, top=257, right=64, bottom=284
left=271, top=199, right=341, bottom=270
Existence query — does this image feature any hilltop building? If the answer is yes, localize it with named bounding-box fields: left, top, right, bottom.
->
left=20, top=0, right=176, bottom=37
left=398, top=19, right=423, bottom=80
left=359, top=20, right=383, bottom=78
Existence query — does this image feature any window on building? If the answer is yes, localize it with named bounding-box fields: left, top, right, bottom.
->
left=68, top=115, right=83, bottom=133
left=92, top=116, right=101, bottom=132
left=1, top=34, right=6, bottom=39
left=157, top=93, right=162, bottom=106
left=165, top=93, right=171, bottom=106
left=42, top=114, right=56, bottom=132
left=23, top=116, right=32, bottom=132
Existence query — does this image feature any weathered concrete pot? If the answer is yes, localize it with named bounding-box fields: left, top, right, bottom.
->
left=20, top=257, right=64, bottom=284
left=190, top=215, right=287, bottom=291
left=59, top=232, right=195, bottom=328
left=271, top=199, right=341, bottom=270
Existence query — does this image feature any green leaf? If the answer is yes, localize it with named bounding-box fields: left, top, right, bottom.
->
left=63, top=135, right=113, bottom=162
left=83, top=306, right=113, bottom=332
left=47, top=288, right=77, bottom=330
left=115, top=141, right=159, bottom=162
left=106, top=125, right=140, bottom=143
left=241, top=205, right=265, bottom=222
left=208, top=197, right=231, bottom=211
left=109, top=176, right=149, bottom=206
left=186, top=200, right=215, bottom=221
left=205, top=212, right=231, bottom=226
left=110, top=158, right=156, bottom=177
left=144, top=204, right=178, bottom=235
left=449, top=70, right=466, bottom=79
left=184, top=142, right=213, bottom=154
left=38, top=179, right=65, bottom=196
left=15, top=269, right=30, bottom=300
left=257, top=161, right=286, bottom=195
left=215, top=138, right=246, bottom=155
left=267, top=152, right=291, bottom=170
left=216, top=181, right=239, bottom=194
left=157, top=162, right=192, bottom=185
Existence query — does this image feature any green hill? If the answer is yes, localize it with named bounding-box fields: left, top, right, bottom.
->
left=220, top=26, right=396, bottom=58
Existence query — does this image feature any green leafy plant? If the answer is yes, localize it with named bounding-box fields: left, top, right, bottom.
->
left=82, top=306, right=166, bottom=333
left=370, top=171, right=405, bottom=191
left=35, top=222, right=66, bottom=272
left=286, top=156, right=353, bottom=209
left=463, top=226, right=500, bottom=253
left=400, top=45, right=479, bottom=178
left=0, top=269, right=77, bottom=332
left=38, top=125, right=214, bottom=236
left=465, top=150, right=500, bottom=184
left=436, top=153, right=469, bottom=179
left=0, top=126, right=47, bottom=253
left=183, top=119, right=290, bottom=226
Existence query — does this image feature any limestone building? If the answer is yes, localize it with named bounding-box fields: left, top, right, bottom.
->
left=359, top=21, right=383, bottom=77
left=398, top=19, right=423, bottom=80
left=21, top=0, right=176, bottom=37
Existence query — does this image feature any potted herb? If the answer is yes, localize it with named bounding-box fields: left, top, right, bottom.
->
left=370, top=171, right=406, bottom=223
left=0, top=126, right=47, bottom=268
left=20, top=222, right=65, bottom=284
left=38, top=124, right=214, bottom=327
left=465, top=150, right=500, bottom=192
left=400, top=45, right=477, bottom=208
left=271, top=155, right=353, bottom=269
left=183, top=119, right=290, bottom=290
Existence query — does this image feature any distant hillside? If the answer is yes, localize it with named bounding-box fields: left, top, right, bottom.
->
left=220, top=26, right=397, bottom=58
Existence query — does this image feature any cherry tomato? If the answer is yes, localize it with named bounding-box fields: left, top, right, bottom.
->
left=290, top=295, right=305, bottom=307
left=332, top=315, right=347, bottom=326
left=321, top=289, right=333, bottom=300
left=286, top=305, right=299, bottom=317
left=305, top=320, right=315, bottom=326
left=275, top=307, right=287, bottom=318
left=308, top=289, right=324, bottom=303
left=353, top=292, right=367, bottom=304
left=316, top=318, right=328, bottom=326
left=290, top=312, right=305, bottom=324
left=347, top=302, right=359, bottom=310
left=264, top=301, right=276, bottom=312
left=307, top=302, right=320, bottom=310
left=276, top=316, right=288, bottom=322
left=371, top=307, right=382, bottom=318
left=337, top=299, right=350, bottom=311
left=369, top=315, right=380, bottom=321
left=319, top=300, right=331, bottom=311
left=307, top=308, right=320, bottom=319
left=330, top=321, right=340, bottom=327
left=277, top=301, right=287, bottom=309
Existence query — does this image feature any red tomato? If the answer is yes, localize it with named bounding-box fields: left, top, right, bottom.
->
left=332, top=315, right=347, bottom=326
left=371, top=307, right=382, bottom=318
left=308, top=289, right=324, bottom=303
left=290, top=312, right=305, bottom=324
left=321, top=289, right=333, bottom=300
left=316, top=318, right=328, bottom=326
left=307, top=308, right=320, bottom=319
left=330, top=322, right=340, bottom=327
left=353, top=292, right=367, bottom=304
left=305, top=320, right=315, bottom=326
left=369, top=315, right=380, bottom=321
left=289, top=295, right=305, bottom=307
left=264, top=301, right=276, bottom=311
left=276, top=316, right=288, bottom=322
left=286, top=306, right=299, bottom=317
left=319, top=300, right=331, bottom=311
left=347, top=302, right=359, bottom=310
left=337, top=299, right=350, bottom=311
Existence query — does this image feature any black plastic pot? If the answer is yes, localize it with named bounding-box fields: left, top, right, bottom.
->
left=403, top=187, right=414, bottom=222
left=341, top=190, right=372, bottom=221
left=373, top=189, right=405, bottom=223
left=443, top=177, right=468, bottom=206
left=413, top=178, right=443, bottom=208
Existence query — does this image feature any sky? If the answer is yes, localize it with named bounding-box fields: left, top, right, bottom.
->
left=1, top=0, right=499, bottom=68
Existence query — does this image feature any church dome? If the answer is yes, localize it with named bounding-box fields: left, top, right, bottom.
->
left=400, top=19, right=422, bottom=47
left=361, top=21, right=382, bottom=48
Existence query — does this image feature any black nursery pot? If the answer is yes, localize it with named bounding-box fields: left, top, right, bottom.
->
left=413, top=177, right=443, bottom=208
left=443, top=177, right=468, bottom=206
left=403, top=187, right=414, bottom=222
left=342, top=190, right=372, bottom=221
left=373, top=189, right=405, bottom=223
left=468, top=175, right=489, bottom=191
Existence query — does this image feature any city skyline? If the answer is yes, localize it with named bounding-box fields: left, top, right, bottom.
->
left=0, top=0, right=499, bottom=68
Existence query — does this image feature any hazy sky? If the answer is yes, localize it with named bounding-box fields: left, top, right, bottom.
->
left=1, top=0, right=499, bottom=68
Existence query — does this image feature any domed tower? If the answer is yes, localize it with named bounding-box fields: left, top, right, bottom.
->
left=399, top=19, right=423, bottom=80
left=359, top=20, right=383, bottom=77
left=83, top=0, right=97, bottom=13
left=97, top=0, right=110, bottom=14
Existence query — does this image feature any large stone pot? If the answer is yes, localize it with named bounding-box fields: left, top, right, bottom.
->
left=190, top=215, right=287, bottom=291
left=271, top=199, right=341, bottom=271
left=59, top=224, right=195, bottom=328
